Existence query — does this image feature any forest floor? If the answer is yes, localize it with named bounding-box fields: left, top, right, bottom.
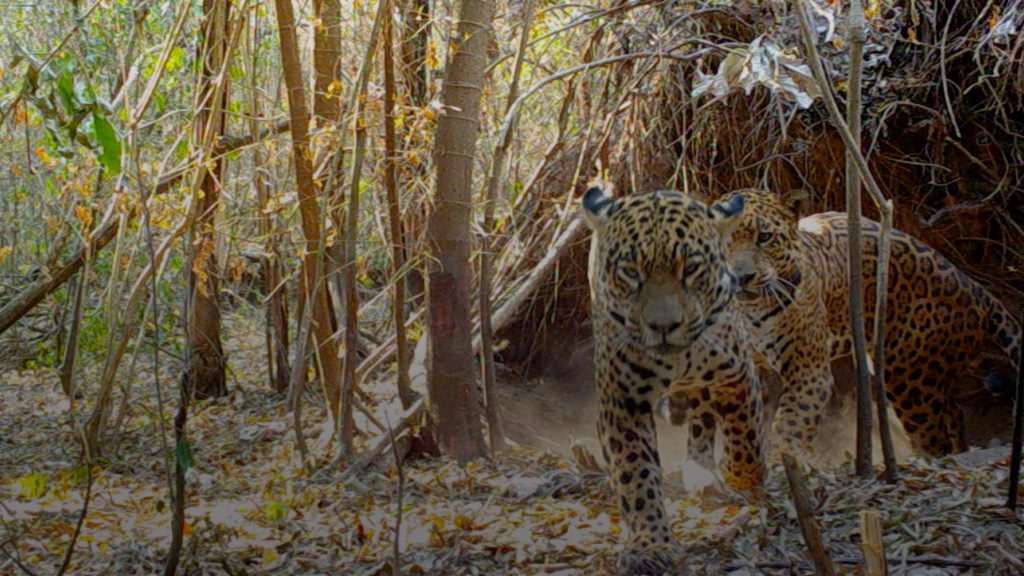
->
left=1, top=309, right=1023, bottom=575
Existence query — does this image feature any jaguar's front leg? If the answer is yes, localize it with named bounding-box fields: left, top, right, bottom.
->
left=715, top=370, right=765, bottom=493
left=596, top=348, right=681, bottom=574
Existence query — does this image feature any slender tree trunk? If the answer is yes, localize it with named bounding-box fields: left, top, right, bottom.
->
left=400, top=0, right=431, bottom=107
left=846, top=0, right=872, bottom=477
left=426, top=0, right=493, bottom=462
left=339, top=0, right=390, bottom=454
left=248, top=9, right=289, bottom=393
left=382, top=1, right=414, bottom=409
left=273, top=0, right=344, bottom=423
left=184, top=0, right=231, bottom=400
left=313, top=0, right=346, bottom=342
left=399, top=0, right=431, bottom=307
left=479, top=0, right=534, bottom=454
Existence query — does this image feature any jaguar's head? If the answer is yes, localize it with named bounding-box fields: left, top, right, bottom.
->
left=582, top=186, right=739, bottom=356
left=708, top=188, right=808, bottom=307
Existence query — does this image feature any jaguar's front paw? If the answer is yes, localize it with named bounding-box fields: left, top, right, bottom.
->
left=617, top=538, right=685, bottom=575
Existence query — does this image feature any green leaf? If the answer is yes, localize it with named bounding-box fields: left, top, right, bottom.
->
left=165, top=46, right=187, bottom=73
left=56, top=63, right=76, bottom=114
left=263, top=500, right=288, bottom=523
left=175, top=439, right=194, bottom=472
left=92, top=111, right=121, bottom=173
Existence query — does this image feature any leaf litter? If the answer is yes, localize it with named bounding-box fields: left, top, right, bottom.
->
left=0, top=310, right=1022, bottom=574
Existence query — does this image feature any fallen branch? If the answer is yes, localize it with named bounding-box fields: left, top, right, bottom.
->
left=860, top=510, right=888, bottom=576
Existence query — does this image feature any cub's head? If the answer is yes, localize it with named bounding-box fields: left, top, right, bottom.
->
left=582, top=187, right=740, bottom=356
left=708, top=188, right=808, bottom=306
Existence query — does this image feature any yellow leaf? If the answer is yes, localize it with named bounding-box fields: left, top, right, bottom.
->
left=865, top=0, right=881, bottom=20
left=75, top=205, right=93, bottom=231
left=15, top=473, right=47, bottom=500
left=989, top=6, right=1001, bottom=30
left=0, top=246, right=12, bottom=266
left=454, top=514, right=473, bottom=530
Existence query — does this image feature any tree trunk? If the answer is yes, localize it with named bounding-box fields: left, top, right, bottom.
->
left=383, top=0, right=414, bottom=409
left=248, top=9, right=290, bottom=393
left=479, top=0, right=534, bottom=454
left=184, top=0, right=231, bottom=400
left=273, top=0, right=344, bottom=423
left=426, top=0, right=493, bottom=462
left=846, top=0, right=872, bottom=477
left=400, top=0, right=431, bottom=107
left=399, top=0, right=431, bottom=307
left=312, top=0, right=342, bottom=125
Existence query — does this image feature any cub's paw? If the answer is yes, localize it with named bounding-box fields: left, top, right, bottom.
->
left=617, top=539, right=685, bottom=575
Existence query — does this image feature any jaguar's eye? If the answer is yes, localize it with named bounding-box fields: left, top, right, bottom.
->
left=683, top=260, right=700, bottom=278
left=757, top=230, right=774, bottom=245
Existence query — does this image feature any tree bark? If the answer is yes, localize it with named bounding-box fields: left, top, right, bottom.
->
left=383, top=0, right=414, bottom=409
left=184, top=0, right=231, bottom=400
left=426, top=0, right=493, bottom=462
left=312, top=0, right=342, bottom=124
left=272, top=0, right=344, bottom=422
left=248, top=9, right=290, bottom=393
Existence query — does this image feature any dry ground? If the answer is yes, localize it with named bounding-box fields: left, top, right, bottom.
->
left=1, top=310, right=1022, bottom=575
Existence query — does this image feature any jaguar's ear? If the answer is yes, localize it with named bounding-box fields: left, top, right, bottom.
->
left=708, top=193, right=745, bottom=233
left=783, top=189, right=810, bottom=218
left=581, top=186, right=617, bottom=232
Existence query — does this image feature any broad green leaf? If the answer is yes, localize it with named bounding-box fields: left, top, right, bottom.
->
left=175, top=439, right=194, bottom=472
left=92, top=111, right=121, bottom=174
left=56, top=63, right=75, bottom=114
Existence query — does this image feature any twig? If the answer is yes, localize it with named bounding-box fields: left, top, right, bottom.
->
left=338, top=0, right=391, bottom=457
left=386, top=414, right=405, bottom=576
left=782, top=453, right=835, bottom=576
left=56, top=461, right=93, bottom=576
left=479, top=0, right=535, bottom=456
left=1007, top=308, right=1024, bottom=510
left=793, top=0, right=898, bottom=478
left=0, top=541, right=39, bottom=576
left=341, top=397, right=424, bottom=481
left=0, top=0, right=104, bottom=128
left=872, top=203, right=899, bottom=480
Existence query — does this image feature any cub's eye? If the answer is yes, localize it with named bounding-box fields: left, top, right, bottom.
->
left=617, top=265, right=642, bottom=286
left=757, top=230, right=774, bottom=244
left=683, top=260, right=701, bottom=278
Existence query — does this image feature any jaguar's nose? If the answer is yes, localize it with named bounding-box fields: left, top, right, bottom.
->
left=647, top=319, right=682, bottom=335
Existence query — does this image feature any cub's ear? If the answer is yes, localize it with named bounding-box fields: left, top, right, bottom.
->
left=783, top=189, right=810, bottom=217
left=707, top=193, right=745, bottom=232
left=581, top=186, right=617, bottom=231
